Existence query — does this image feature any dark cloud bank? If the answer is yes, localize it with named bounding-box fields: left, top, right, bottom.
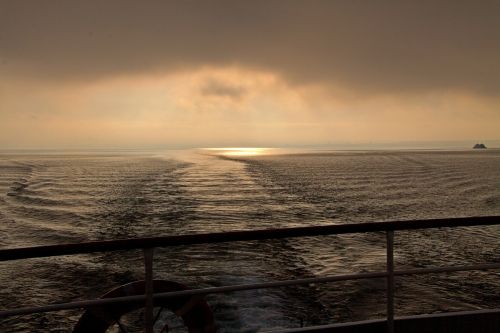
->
left=201, top=78, right=247, bottom=99
left=1, top=1, right=500, bottom=95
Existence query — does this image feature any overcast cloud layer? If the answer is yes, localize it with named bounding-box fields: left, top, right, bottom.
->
left=2, top=0, right=500, bottom=94
left=1, top=1, right=499, bottom=149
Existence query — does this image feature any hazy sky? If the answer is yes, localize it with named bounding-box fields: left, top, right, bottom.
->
left=1, top=1, right=499, bottom=149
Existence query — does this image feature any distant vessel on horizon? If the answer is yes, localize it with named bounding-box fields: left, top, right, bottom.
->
left=473, top=143, right=487, bottom=149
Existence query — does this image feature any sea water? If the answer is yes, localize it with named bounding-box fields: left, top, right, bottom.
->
left=0, top=149, right=499, bottom=332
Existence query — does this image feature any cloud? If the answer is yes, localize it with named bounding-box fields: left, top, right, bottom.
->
left=1, top=67, right=499, bottom=149
left=1, top=1, right=500, bottom=95
left=1, top=1, right=499, bottom=149
left=200, top=78, right=247, bottom=100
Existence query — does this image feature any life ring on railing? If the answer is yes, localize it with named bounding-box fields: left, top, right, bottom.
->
left=73, top=280, right=216, bottom=333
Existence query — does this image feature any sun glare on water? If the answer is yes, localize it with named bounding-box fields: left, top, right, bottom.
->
left=203, top=147, right=269, bottom=156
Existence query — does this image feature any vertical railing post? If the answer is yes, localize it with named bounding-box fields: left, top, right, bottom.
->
left=386, top=231, right=395, bottom=333
left=144, top=248, right=154, bottom=333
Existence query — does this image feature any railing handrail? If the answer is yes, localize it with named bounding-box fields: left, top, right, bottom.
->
left=3, top=262, right=500, bottom=318
left=1, top=215, right=499, bottom=332
left=1, top=216, right=498, bottom=261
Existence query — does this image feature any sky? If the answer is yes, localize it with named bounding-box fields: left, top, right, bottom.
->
left=1, top=1, right=499, bottom=149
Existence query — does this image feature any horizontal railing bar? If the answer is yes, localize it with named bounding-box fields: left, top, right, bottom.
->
left=263, top=318, right=386, bottom=333
left=1, top=216, right=498, bottom=261
left=261, top=308, right=500, bottom=333
left=0, top=271, right=388, bottom=317
left=0, top=294, right=146, bottom=318
left=394, top=263, right=500, bottom=276
left=395, top=307, right=500, bottom=319
left=152, top=271, right=388, bottom=298
left=1, top=262, right=499, bottom=318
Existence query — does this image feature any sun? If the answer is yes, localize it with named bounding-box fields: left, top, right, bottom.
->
left=202, top=147, right=269, bottom=156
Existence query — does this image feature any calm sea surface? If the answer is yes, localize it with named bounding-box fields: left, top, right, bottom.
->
left=0, top=149, right=499, bottom=332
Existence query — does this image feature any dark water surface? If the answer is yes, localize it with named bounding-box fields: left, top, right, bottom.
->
left=0, top=149, right=499, bottom=332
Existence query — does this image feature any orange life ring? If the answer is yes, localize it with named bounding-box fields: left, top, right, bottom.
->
left=73, top=280, right=216, bottom=333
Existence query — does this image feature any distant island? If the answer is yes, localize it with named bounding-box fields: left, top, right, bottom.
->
left=473, top=143, right=487, bottom=149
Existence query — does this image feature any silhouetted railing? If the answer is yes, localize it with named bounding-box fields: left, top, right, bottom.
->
left=0, top=216, right=499, bottom=333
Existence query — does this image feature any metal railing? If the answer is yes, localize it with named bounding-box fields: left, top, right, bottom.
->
left=1, top=215, right=499, bottom=332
